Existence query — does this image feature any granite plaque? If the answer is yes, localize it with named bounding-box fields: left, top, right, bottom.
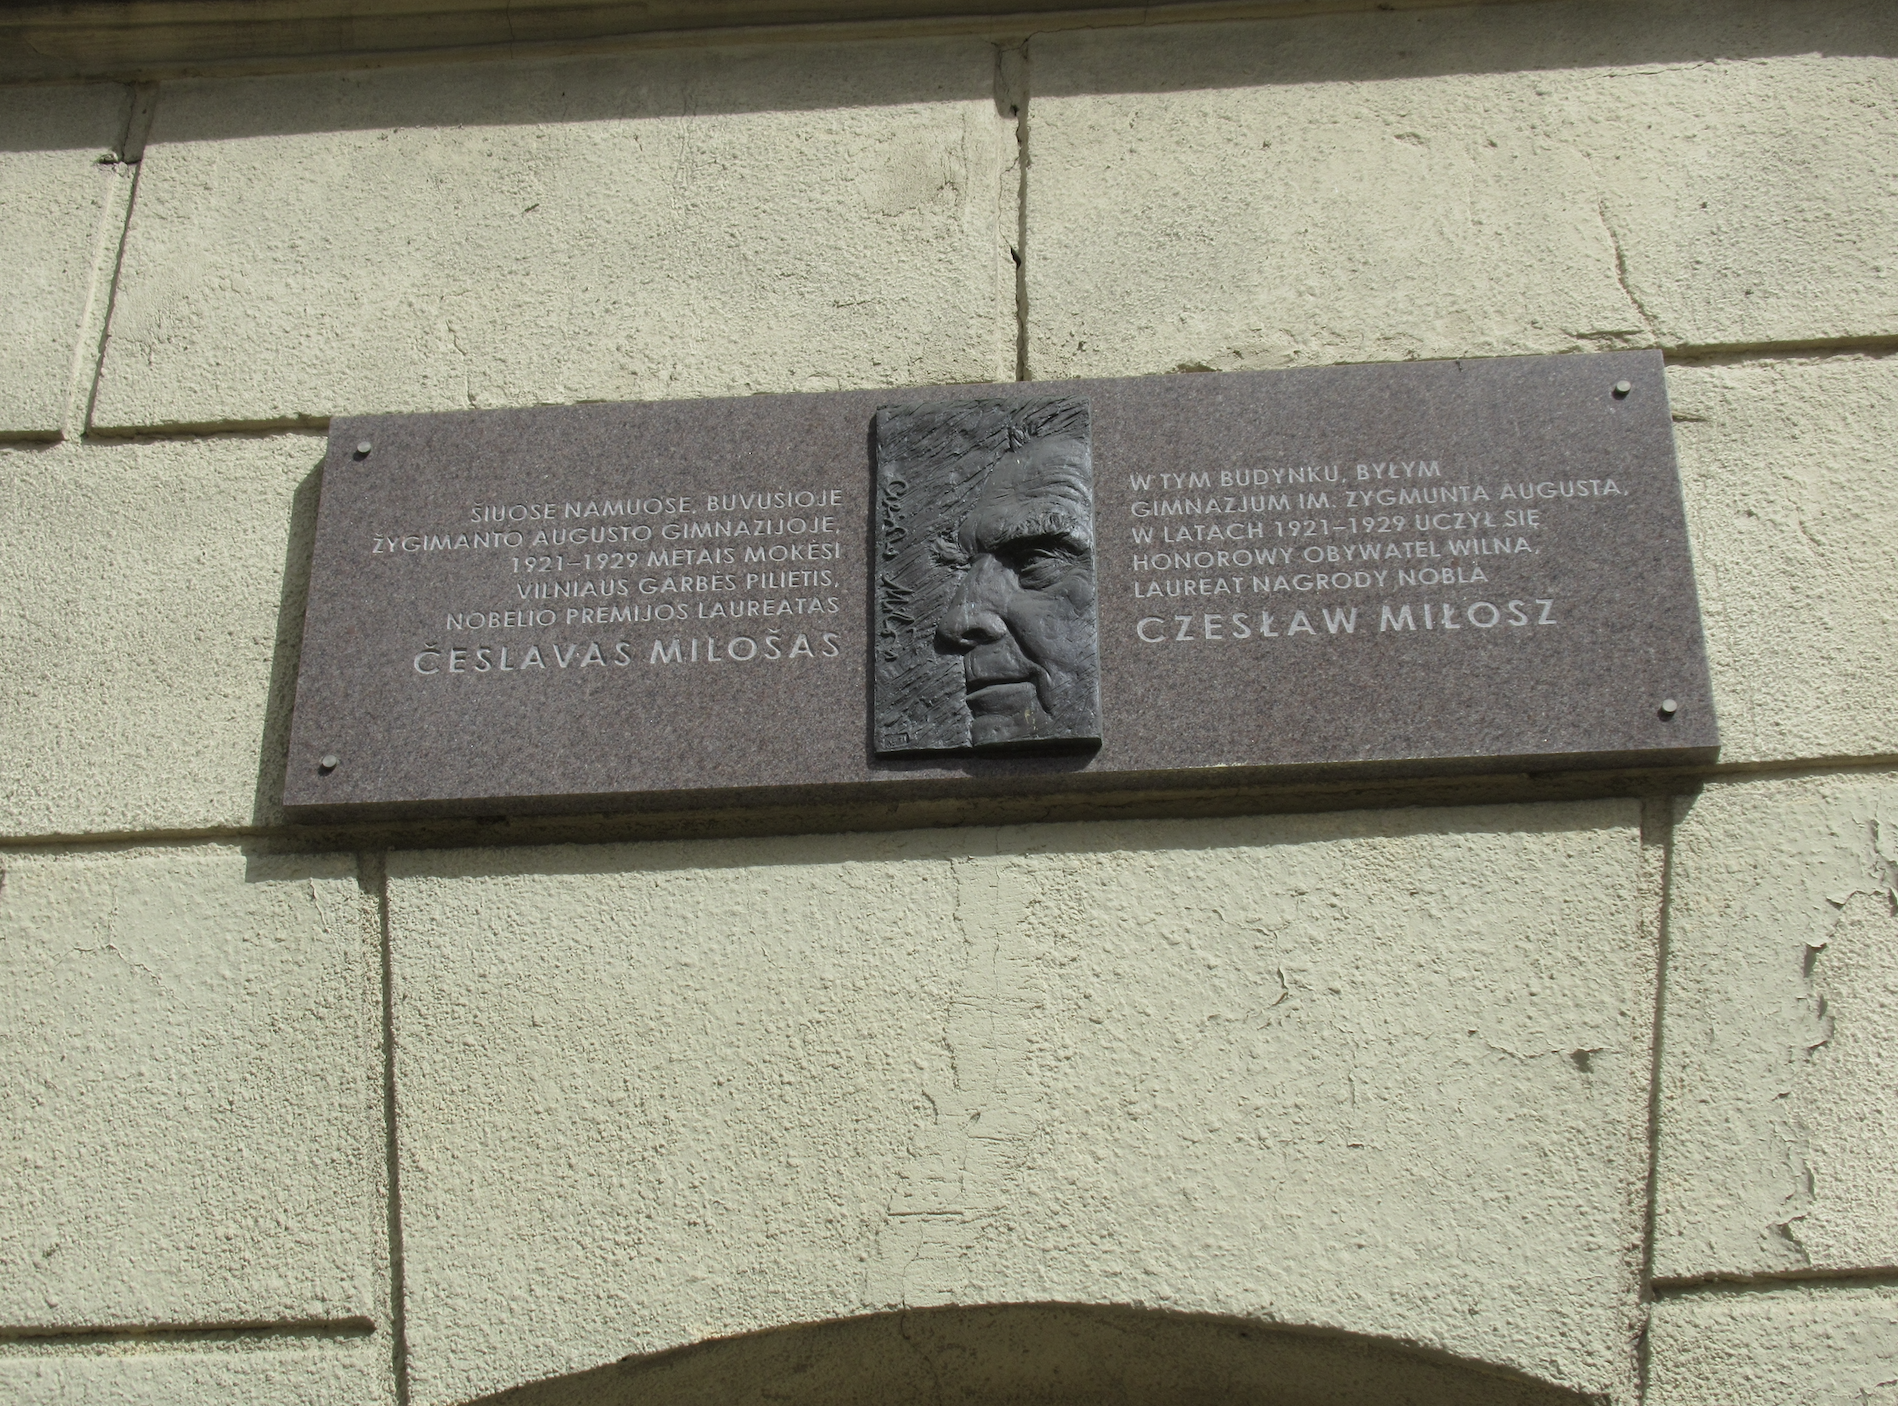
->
left=283, top=349, right=1717, bottom=822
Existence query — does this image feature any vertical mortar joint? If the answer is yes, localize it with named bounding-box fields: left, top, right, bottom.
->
left=366, top=848, right=412, bottom=1406
left=994, top=40, right=1030, bottom=382
left=1633, top=789, right=1684, bottom=1403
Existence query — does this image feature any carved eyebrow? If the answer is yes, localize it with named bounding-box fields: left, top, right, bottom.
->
left=969, top=510, right=1093, bottom=556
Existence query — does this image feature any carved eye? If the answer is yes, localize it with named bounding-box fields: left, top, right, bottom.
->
left=1012, top=544, right=1073, bottom=590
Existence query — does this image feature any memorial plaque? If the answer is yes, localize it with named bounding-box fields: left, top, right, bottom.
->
left=283, top=349, right=1717, bottom=822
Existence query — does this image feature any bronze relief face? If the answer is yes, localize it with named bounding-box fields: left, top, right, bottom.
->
left=873, top=397, right=1101, bottom=755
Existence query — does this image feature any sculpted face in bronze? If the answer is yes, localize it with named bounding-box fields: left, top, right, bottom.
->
left=872, top=396, right=1099, bottom=756
left=935, top=431, right=1099, bottom=749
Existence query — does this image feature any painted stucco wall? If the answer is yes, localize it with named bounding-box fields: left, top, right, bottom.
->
left=2, top=0, right=1895, bottom=1401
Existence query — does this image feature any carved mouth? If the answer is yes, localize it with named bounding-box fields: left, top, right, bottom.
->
left=964, top=681, right=1039, bottom=716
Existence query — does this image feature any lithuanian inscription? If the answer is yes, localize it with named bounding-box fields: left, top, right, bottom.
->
left=283, top=350, right=1717, bottom=823
left=402, top=486, right=847, bottom=678
left=873, top=397, right=1100, bottom=755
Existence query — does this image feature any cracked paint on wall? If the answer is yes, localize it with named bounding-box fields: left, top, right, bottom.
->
left=1655, top=773, right=1898, bottom=1282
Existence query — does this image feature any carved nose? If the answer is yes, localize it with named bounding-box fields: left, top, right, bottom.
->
left=937, top=557, right=1009, bottom=650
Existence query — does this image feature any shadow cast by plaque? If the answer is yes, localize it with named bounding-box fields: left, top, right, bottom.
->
left=249, top=459, right=324, bottom=832
left=382, top=790, right=1642, bottom=886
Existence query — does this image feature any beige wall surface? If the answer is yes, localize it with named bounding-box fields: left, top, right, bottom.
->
left=0, top=845, right=385, bottom=1327
left=0, top=83, right=128, bottom=439
left=388, top=805, right=1651, bottom=1403
left=3, top=0, right=1895, bottom=1402
left=1646, top=1284, right=1898, bottom=1406
left=0, top=1339, right=394, bottom=1406
left=90, top=37, right=1018, bottom=432
left=1668, top=358, right=1898, bottom=766
left=0, top=434, right=325, bottom=838
left=1024, top=0, right=1898, bottom=379
left=1654, top=771, right=1898, bottom=1282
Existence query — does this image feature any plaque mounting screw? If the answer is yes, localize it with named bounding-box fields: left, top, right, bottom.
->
left=354, top=441, right=372, bottom=457
left=319, top=754, right=339, bottom=772
left=1658, top=699, right=1678, bottom=719
left=1613, top=381, right=1632, bottom=398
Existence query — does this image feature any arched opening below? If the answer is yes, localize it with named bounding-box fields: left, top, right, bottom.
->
left=467, top=1303, right=1596, bottom=1406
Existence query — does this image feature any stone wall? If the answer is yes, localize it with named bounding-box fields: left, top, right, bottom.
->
left=3, top=1, right=1894, bottom=1401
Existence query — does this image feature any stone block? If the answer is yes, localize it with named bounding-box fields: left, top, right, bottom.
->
left=1653, top=771, right=1898, bottom=1281
left=0, top=434, right=322, bottom=839
left=0, top=83, right=129, bottom=437
left=390, top=801, right=1651, bottom=1404
left=1026, top=0, right=1898, bottom=378
left=1668, top=356, right=1898, bottom=767
left=1645, top=1285, right=1898, bottom=1406
left=0, top=843, right=383, bottom=1328
left=0, top=1340, right=391, bottom=1404
left=91, top=38, right=1015, bottom=432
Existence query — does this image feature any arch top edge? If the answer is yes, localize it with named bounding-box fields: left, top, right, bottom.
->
left=467, top=1301, right=1599, bottom=1406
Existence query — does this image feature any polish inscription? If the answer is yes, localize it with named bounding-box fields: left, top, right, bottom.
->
left=1124, top=461, right=1618, bottom=650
